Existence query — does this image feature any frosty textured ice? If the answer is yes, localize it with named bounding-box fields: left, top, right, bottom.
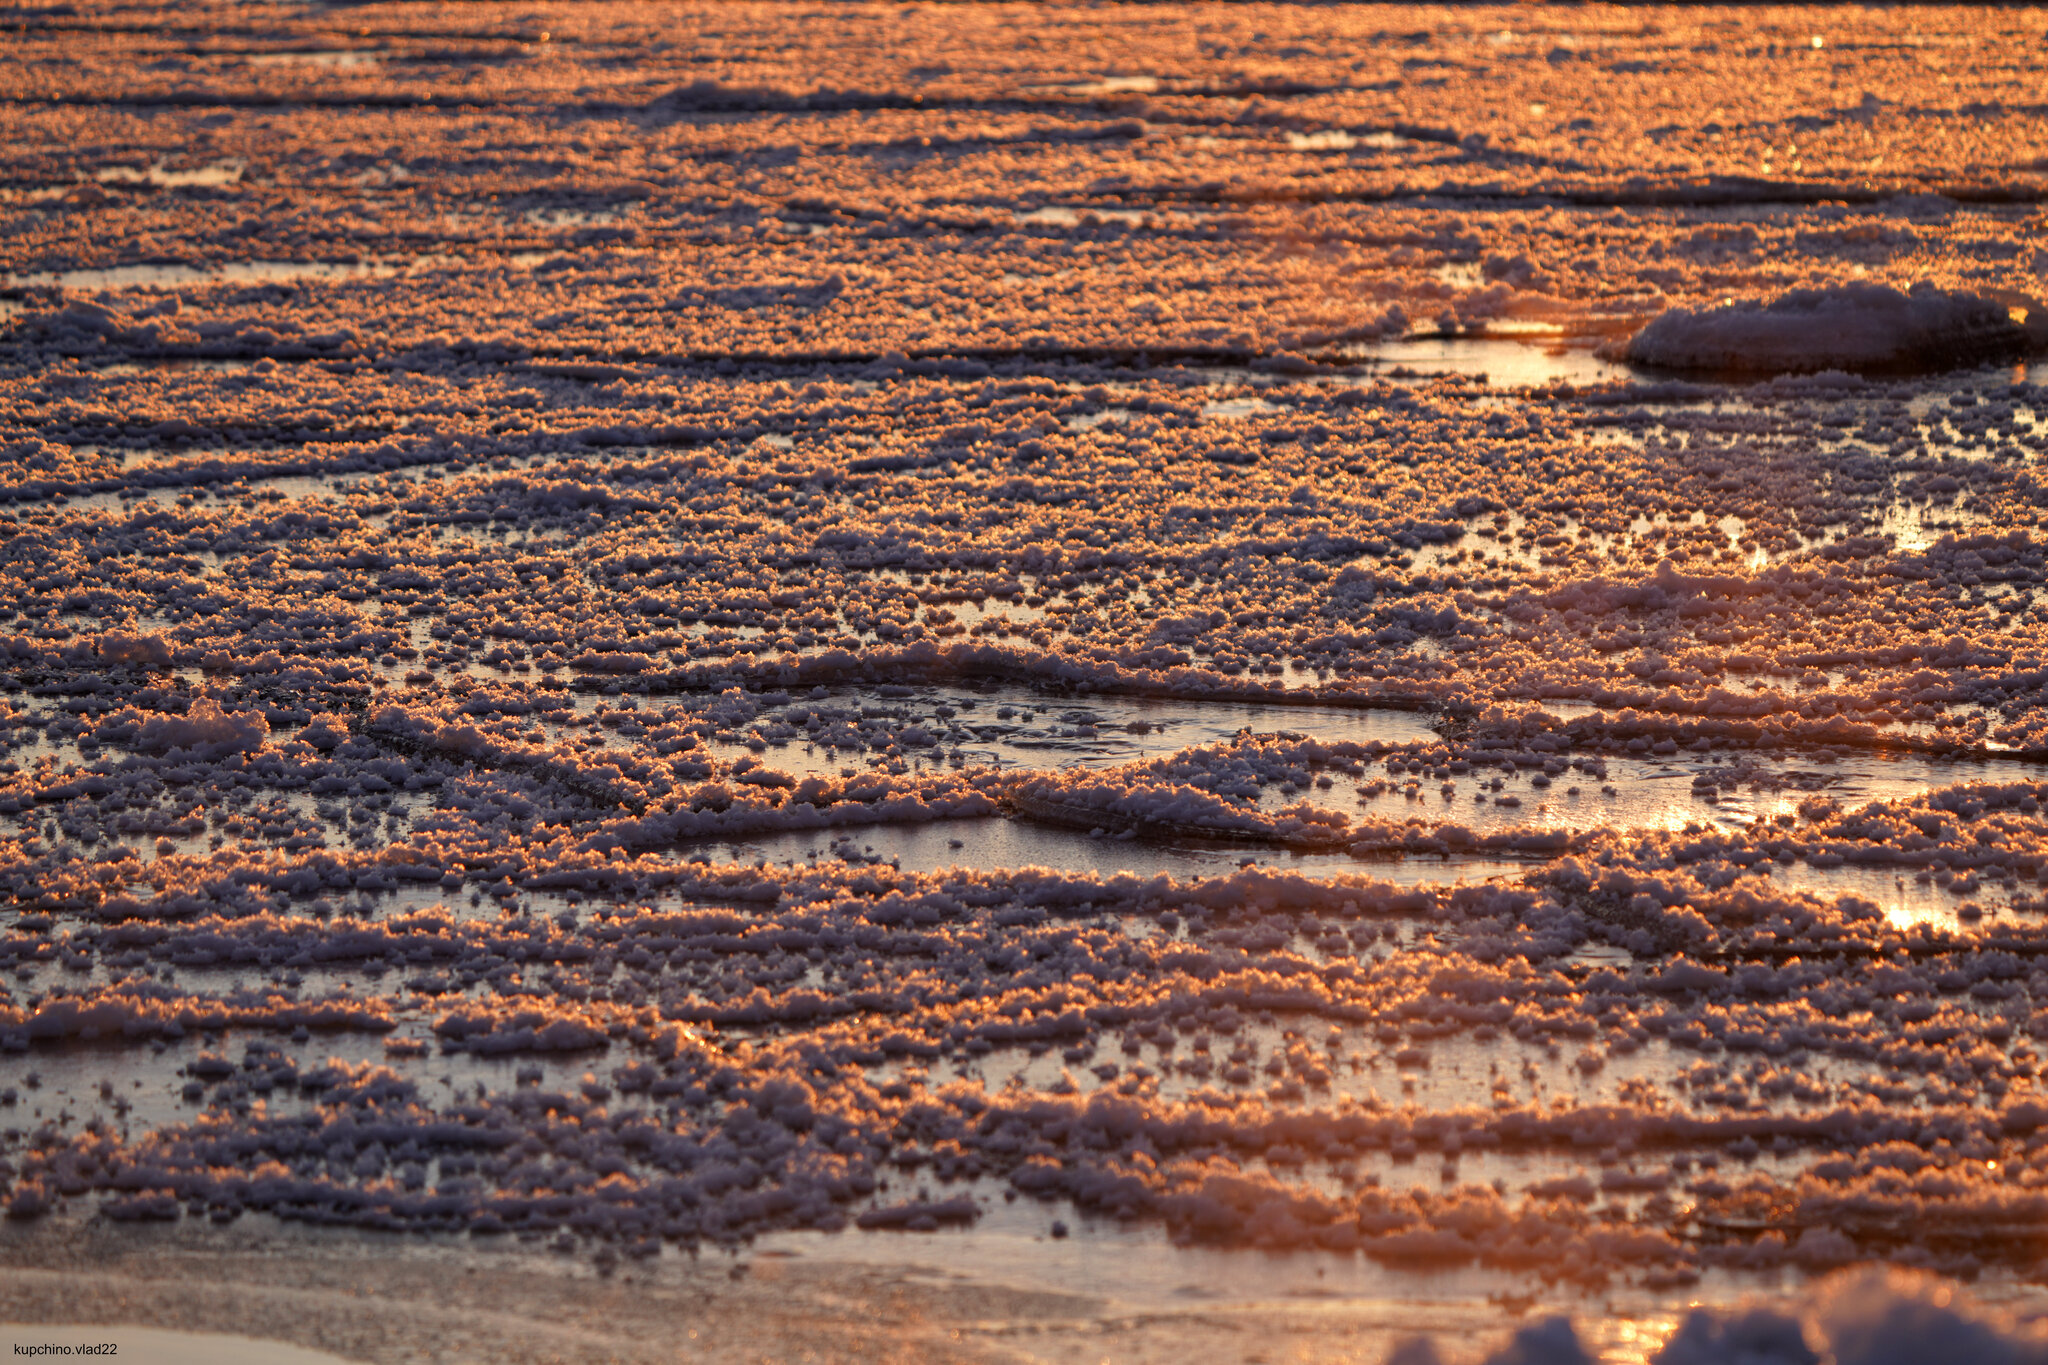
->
left=5, top=3, right=2048, bottom=1359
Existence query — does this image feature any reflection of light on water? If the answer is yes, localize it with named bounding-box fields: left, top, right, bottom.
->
left=1287, top=130, right=1363, bottom=151
left=524, top=205, right=632, bottom=229
left=95, top=158, right=244, bottom=188
left=697, top=817, right=1541, bottom=886
left=750, top=1215, right=1552, bottom=1358
left=1064, top=406, right=1137, bottom=431
left=1877, top=499, right=1995, bottom=554
left=1021, top=74, right=1159, bottom=96
left=1771, top=861, right=2018, bottom=933
left=1014, top=205, right=1173, bottom=228
left=1202, top=396, right=1279, bottom=419
left=244, top=48, right=382, bottom=67
left=1351, top=336, right=1627, bottom=388
left=5, top=256, right=457, bottom=292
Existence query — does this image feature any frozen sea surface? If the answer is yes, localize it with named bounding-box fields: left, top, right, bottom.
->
left=6, top=4, right=2048, bottom=1361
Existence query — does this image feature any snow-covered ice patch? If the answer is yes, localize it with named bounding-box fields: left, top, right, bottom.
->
left=1626, top=284, right=2043, bottom=376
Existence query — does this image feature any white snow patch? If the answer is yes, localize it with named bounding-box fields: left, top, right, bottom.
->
left=1626, top=284, right=2042, bottom=375
left=134, top=698, right=267, bottom=758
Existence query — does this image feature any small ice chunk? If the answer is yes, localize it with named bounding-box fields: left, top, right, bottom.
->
left=1625, top=283, right=2041, bottom=375
left=135, top=698, right=267, bottom=758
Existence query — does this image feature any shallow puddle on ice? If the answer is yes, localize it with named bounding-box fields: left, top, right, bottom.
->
left=1014, top=206, right=1157, bottom=229
left=6, top=257, right=452, bottom=292
left=242, top=48, right=382, bottom=68
left=44, top=486, right=186, bottom=518
left=1202, top=395, right=1281, bottom=420
left=698, top=686, right=1443, bottom=776
left=1874, top=498, right=2001, bottom=553
left=53, top=471, right=352, bottom=519
left=93, top=159, right=245, bottom=189
left=1021, top=74, right=1160, bottom=97
left=0, top=1205, right=1859, bottom=1365
left=1341, top=745, right=2039, bottom=841
left=751, top=1204, right=1538, bottom=1337
left=690, top=817, right=1539, bottom=886
left=0, top=1023, right=675, bottom=1150
left=740, top=1216, right=1889, bottom=1364
left=1772, top=860, right=2039, bottom=931
left=1351, top=336, right=1629, bottom=388
left=1286, top=129, right=1382, bottom=151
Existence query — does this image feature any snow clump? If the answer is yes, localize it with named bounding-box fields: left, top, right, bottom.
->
left=1626, top=284, right=2040, bottom=375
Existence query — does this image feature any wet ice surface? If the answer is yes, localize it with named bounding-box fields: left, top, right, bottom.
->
left=12, top=659, right=2037, bottom=885
left=10, top=5, right=2048, bottom=1362
left=1353, top=335, right=1630, bottom=389
left=1344, top=745, right=2044, bottom=838
left=4, top=258, right=437, bottom=292
left=695, top=685, right=1443, bottom=775
left=699, top=816, right=1540, bottom=885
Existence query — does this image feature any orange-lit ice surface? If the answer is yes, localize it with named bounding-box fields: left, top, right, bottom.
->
left=7, top=4, right=2048, bottom=1360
